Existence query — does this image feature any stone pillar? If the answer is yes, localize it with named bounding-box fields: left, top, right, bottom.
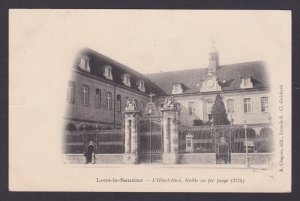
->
left=91, top=152, right=95, bottom=164
left=163, top=117, right=170, bottom=154
left=123, top=111, right=139, bottom=164
left=130, top=118, right=138, bottom=163
left=124, top=119, right=131, bottom=154
left=83, top=155, right=87, bottom=164
left=185, top=134, right=194, bottom=152
left=162, top=107, right=180, bottom=164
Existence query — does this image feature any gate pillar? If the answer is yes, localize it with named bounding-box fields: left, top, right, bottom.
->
left=161, top=97, right=180, bottom=164
left=123, top=99, right=140, bottom=164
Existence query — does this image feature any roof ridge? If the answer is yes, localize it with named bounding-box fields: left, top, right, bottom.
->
left=145, top=60, right=264, bottom=76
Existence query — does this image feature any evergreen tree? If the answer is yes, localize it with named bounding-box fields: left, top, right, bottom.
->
left=211, top=92, right=230, bottom=125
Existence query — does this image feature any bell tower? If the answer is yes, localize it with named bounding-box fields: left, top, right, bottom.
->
left=200, top=41, right=222, bottom=93
left=208, top=41, right=219, bottom=74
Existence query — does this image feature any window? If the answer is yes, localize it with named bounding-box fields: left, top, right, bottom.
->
left=125, top=97, right=129, bottom=108
left=107, top=92, right=112, bottom=110
left=123, top=74, right=131, bottom=87
left=103, top=65, right=113, bottom=80
left=67, top=81, right=75, bottom=103
left=240, top=77, right=253, bottom=89
left=172, top=83, right=183, bottom=94
left=138, top=80, right=145, bottom=92
left=244, top=98, right=252, bottom=113
left=244, top=78, right=250, bottom=87
left=95, top=89, right=101, bottom=108
left=261, top=97, right=269, bottom=112
left=188, top=102, right=196, bottom=116
left=227, top=99, right=234, bottom=113
left=141, top=101, right=145, bottom=109
left=174, top=84, right=180, bottom=92
left=207, top=101, right=213, bottom=121
left=78, top=56, right=90, bottom=72
left=83, top=85, right=89, bottom=106
left=117, top=94, right=121, bottom=112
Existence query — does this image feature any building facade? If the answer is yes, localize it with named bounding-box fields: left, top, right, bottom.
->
left=65, top=49, right=163, bottom=130
left=64, top=45, right=272, bottom=165
left=147, top=46, right=270, bottom=127
left=65, top=45, right=271, bottom=133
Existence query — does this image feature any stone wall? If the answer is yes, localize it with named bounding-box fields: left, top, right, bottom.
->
left=231, top=153, right=273, bottom=164
left=179, top=153, right=216, bottom=164
left=63, top=154, right=124, bottom=164
left=95, top=154, right=124, bottom=164
left=63, top=153, right=273, bottom=165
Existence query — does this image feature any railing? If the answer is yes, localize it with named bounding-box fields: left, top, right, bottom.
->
left=64, top=124, right=273, bottom=165
left=179, top=124, right=273, bottom=154
left=63, top=129, right=124, bottom=154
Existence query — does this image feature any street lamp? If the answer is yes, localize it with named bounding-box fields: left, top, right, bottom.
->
left=243, top=120, right=250, bottom=168
left=228, top=115, right=234, bottom=164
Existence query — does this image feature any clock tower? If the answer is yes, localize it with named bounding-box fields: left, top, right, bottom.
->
left=208, top=41, right=219, bottom=74
left=200, top=42, right=221, bottom=92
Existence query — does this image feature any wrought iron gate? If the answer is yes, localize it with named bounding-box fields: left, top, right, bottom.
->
left=138, top=102, right=163, bottom=164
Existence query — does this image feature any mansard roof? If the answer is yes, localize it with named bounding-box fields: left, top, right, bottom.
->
left=74, top=48, right=165, bottom=96
left=145, top=61, right=270, bottom=95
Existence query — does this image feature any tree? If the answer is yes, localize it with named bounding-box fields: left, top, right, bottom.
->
left=211, top=92, right=230, bottom=125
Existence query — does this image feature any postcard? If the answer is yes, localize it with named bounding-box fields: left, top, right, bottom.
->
left=9, top=9, right=291, bottom=192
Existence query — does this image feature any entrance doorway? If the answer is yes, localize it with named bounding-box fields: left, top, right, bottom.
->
left=139, top=118, right=163, bottom=164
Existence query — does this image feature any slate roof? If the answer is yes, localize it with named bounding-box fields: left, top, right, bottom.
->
left=145, top=61, right=270, bottom=95
left=74, top=48, right=165, bottom=96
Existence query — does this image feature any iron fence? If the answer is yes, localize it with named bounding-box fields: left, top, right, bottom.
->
left=179, top=124, right=273, bottom=154
left=64, top=129, right=124, bottom=154
left=64, top=125, right=273, bottom=158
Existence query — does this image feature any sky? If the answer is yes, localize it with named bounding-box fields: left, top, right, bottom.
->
left=9, top=11, right=291, bottom=191
left=10, top=10, right=290, bottom=75
left=72, top=10, right=289, bottom=74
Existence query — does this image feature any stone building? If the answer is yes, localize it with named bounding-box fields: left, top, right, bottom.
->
left=65, top=44, right=271, bottom=138
left=65, top=48, right=163, bottom=130
left=146, top=45, right=270, bottom=127
left=64, top=45, right=272, bottom=165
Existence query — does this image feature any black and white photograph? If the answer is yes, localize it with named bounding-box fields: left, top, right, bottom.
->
left=9, top=9, right=291, bottom=192
left=64, top=43, right=272, bottom=166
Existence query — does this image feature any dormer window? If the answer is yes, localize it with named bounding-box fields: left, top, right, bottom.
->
left=103, top=65, right=113, bottom=80
left=78, top=56, right=90, bottom=72
left=240, top=77, right=253, bottom=89
left=122, top=74, right=131, bottom=87
left=137, top=80, right=145, bottom=92
left=172, top=83, right=183, bottom=94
